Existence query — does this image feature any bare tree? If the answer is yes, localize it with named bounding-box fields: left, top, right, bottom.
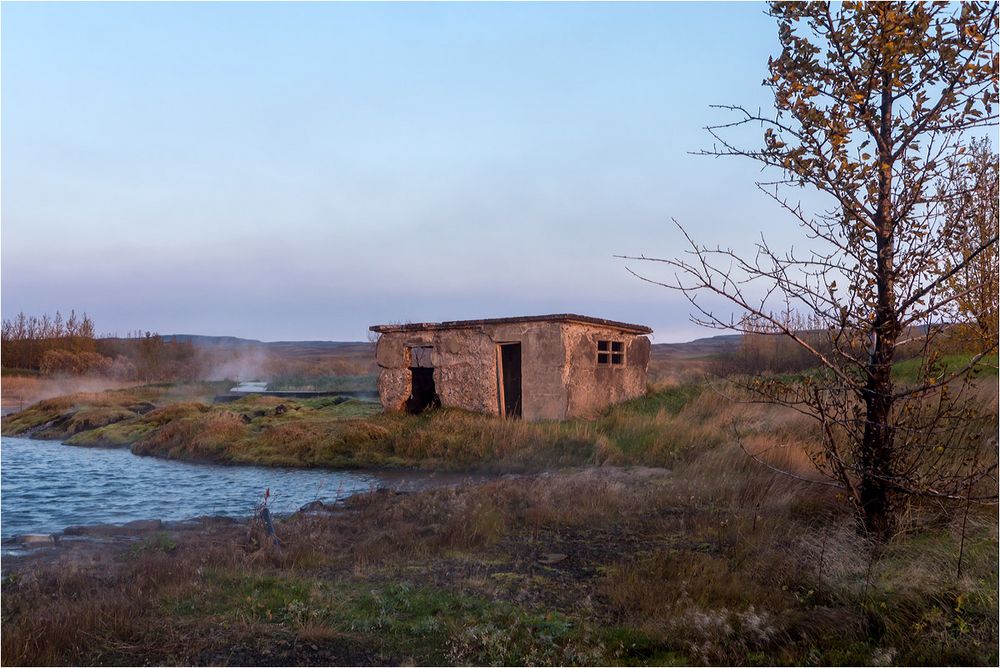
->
left=626, top=2, right=998, bottom=539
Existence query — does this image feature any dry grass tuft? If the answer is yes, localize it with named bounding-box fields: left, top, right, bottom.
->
left=133, top=410, right=248, bottom=461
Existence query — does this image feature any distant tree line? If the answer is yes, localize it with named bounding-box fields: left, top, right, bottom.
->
left=712, top=318, right=976, bottom=377
left=2, top=311, right=105, bottom=373
left=1, top=311, right=198, bottom=381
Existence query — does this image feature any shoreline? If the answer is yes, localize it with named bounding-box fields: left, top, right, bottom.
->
left=0, top=440, right=512, bottom=555
left=6, top=429, right=528, bottom=477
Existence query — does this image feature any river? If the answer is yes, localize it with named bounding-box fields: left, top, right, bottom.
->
left=1, top=436, right=477, bottom=541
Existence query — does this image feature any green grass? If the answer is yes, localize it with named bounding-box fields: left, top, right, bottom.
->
left=265, top=374, right=378, bottom=392
left=161, top=574, right=604, bottom=665
left=608, top=384, right=700, bottom=417
left=892, top=353, right=998, bottom=384
left=66, top=420, right=157, bottom=447
left=157, top=551, right=995, bottom=666
left=163, top=570, right=313, bottom=621
left=724, top=352, right=998, bottom=389
left=131, top=532, right=178, bottom=556
left=1, top=398, right=141, bottom=439
left=292, top=396, right=382, bottom=415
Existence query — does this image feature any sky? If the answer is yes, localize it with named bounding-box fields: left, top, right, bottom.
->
left=3, top=1, right=796, bottom=343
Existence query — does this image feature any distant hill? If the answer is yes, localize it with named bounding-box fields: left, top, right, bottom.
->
left=165, top=333, right=740, bottom=356
left=651, top=334, right=742, bottom=360
left=152, top=332, right=745, bottom=385
left=162, top=334, right=263, bottom=347
left=160, top=335, right=377, bottom=377
left=163, top=332, right=740, bottom=368
left=162, top=335, right=372, bottom=353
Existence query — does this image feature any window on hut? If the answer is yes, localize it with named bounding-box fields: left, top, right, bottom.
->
left=597, top=340, right=624, bottom=365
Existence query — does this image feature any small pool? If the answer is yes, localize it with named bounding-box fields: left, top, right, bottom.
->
left=230, top=381, right=269, bottom=393
left=0, top=436, right=382, bottom=540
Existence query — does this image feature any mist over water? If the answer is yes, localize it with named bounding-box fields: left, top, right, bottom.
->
left=203, top=347, right=275, bottom=382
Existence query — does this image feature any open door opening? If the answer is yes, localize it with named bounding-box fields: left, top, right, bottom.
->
left=497, top=343, right=522, bottom=419
left=406, top=346, right=439, bottom=414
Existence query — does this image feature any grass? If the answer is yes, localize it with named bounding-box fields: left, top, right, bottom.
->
left=0, top=374, right=144, bottom=413
left=5, top=373, right=994, bottom=477
left=0, top=382, right=230, bottom=443
left=2, top=371, right=997, bottom=665
left=3, top=383, right=729, bottom=471
left=265, top=374, right=378, bottom=392
left=717, top=352, right=999, bottom=389
left=156, top=570, right=601, bottom=665
left=3, top=453, right=995, bottom=666
left=891, top=352, right=999, bottom=384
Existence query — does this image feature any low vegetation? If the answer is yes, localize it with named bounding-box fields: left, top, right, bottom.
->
left=1, top=383, right=228, bottom=442
left=2, top=356, right=996, bottom=666
left=5, top=356, right=995, bottom=476
left=265, top=374, right=377, bottom=393
left=2, top=381, right=754, bottom=472
left=3, top=446, right=996, bottom=665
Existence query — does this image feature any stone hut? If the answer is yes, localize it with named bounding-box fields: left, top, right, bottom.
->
left=369, top=314, right=652, bottom=421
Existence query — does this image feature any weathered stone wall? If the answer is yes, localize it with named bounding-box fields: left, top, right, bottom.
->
left=374, top=320, right=648, bottom=421
left=561, top=324, right=650, bottom=419
left=375, top=328, right=499, bottom=414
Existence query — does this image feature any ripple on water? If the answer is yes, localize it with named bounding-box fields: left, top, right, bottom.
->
left=1, top=436, right=379, bottom=540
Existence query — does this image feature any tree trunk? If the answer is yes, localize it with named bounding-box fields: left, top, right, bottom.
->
left=859, top=62, right=899, bottom=541
left=860, top=369, right=895, bottom=539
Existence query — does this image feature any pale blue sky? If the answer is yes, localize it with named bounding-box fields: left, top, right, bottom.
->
left=3, top=1, right=789, bottom=342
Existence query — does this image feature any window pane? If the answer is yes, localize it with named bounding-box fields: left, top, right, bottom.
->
left=611, top=354, right=623, bottom=365
left=611, top=341, right=624, bottom=352
left=597, top=353, right=609, bottom=364
left=598, top=340, right=609, bottom=351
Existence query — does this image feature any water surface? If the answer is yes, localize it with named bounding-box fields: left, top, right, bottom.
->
left=1, top=436, right=381, bottom=540
left=230, top=380, right=268, bottom=393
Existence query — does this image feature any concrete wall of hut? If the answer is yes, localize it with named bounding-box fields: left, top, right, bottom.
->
left=561, top=324, right=650, bottom=418
left=374, top=321, right=649, bottom=421
left=374, top=322, right=569, bottom=420
left=491, top=321, right=567, bottom=421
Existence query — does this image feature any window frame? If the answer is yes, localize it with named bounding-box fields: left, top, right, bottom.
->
left=597, top=339, right=625, bottom=366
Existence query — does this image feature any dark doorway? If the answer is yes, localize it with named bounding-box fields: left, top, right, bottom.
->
left=498, top=343, right=522, bottom=418
left=406, top=367, right=439, bottom=414
left=406, top=346, right=439, bottom=414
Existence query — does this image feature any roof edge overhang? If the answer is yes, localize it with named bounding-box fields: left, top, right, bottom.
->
left=369, top=313, right=653, bottom=336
